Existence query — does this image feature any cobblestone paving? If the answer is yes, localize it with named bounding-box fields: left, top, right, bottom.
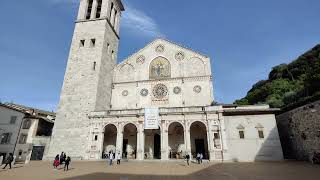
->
left=0, top=160, right=319, bottom=180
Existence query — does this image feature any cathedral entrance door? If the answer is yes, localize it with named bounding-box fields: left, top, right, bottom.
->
left=154, top=134, right=161, bottom=159
left=195, top=139, right=205, bottom=159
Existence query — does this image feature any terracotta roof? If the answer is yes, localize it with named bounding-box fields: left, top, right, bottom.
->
left=4, top=103, right=55, bottom=117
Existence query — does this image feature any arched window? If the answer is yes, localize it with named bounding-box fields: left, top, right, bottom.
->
left=149, top=57, right=171, bottom=80
left=96, top=0, right=102, bottom=18
left=86, top=0, right=93, bottom=20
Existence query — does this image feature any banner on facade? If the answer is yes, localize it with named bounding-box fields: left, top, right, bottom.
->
left=144, top=107, right=159, bottom=129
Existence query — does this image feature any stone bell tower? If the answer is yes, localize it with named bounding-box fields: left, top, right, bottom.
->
left=47, top=0, right=124, bottom=159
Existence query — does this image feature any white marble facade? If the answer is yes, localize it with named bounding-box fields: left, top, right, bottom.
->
left=47, top=0, right=283, bottom=162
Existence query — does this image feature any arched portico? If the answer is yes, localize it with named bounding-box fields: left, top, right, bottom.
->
left=144, top=127, right=161, bottom=159
left=102, top=124, right=117, bottom=158
left=168, top=122, right=185, bottom=159
left=190, top=121, right=209, bottom=159
left=123, top=123, right=138, bottom=159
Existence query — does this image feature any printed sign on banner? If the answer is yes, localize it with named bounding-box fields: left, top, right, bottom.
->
left=144, top=108, right=159, bottom=129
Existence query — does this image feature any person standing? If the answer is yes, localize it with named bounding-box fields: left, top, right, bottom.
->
left=64, top=156, right=71, bottom=171
left=116, top=152, right=121, bottom=165
left=200, top=153, right=203, bottom=164
left=53, top=154, right=60, bottom=169
left=185, top=153, right=190, bottom=166
left=196, top=153, right=200, bottom=164
left=2, top=153, right=13, bottom=169
left=109, top=152, right=114, bottom=166
left=60, top=152, right=64, bottom=164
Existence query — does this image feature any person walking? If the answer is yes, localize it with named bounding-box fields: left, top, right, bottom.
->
left=185, top=153, right=190, bottom=166
left=116, top=152, right=121, bottom=165
left=53, top=154, right=60, bottom=169
left=64, top=156, right=71, bottom=171
left=2, top=153, right=14, bottom=169
left=109, top=152, right=114, bottom=166
left=196, top=153, right=201, bottom=164
left=200, top=153, right=203, bottom=164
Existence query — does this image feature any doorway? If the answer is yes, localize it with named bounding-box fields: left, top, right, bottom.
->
left=31, top=146, right=45, bottom=160
left=154, top=134, right=161, bottom=159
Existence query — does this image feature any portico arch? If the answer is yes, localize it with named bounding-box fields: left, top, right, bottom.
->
left=190, top=121, right=209, bottom=159
left=102, top=124, right=117, bottom=158
left=168, top=122, right=185, bottom=159
left=123, top=123, right=138, bottom=159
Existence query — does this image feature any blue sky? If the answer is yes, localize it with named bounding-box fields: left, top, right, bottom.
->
left=0, top=0, right=319, bottom=111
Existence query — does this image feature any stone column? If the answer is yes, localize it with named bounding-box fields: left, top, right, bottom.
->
left=184, top=120, right=191, bottom=158
left=116, top=124, right=123, bottom=154
left=137, top=122, right=144, bottom=160
left=115, top=13, right=121, bottom=35
left=90, top=0, right=98, bottom=19
left=101, top=0, right=108, bottom=18
left=110, top=8, right=116, bottom=26
left=161, top=121, right=168, bottom=160
left=77, top=0, right=88, bottom=20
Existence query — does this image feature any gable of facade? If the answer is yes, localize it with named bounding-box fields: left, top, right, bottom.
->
left=111, top=39, right=214, bottom=109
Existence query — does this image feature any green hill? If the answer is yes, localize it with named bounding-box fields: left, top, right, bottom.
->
left=234, top=44, right=320, bottom=111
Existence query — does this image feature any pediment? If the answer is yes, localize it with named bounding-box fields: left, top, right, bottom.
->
left=113, top=38, right=211, bottom=83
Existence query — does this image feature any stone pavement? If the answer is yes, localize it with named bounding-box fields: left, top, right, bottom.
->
left=0, top=160, right=319, bottom=180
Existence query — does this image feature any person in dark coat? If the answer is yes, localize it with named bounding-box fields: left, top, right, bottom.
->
left=185, top=154, right=190, bottom=166
left=64, top=156, right=71, bottom=171
left=60, top=152, right=64, bottom=164
left=2, top=153, right=13, bottom=169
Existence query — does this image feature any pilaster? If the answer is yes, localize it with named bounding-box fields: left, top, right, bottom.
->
left=161, top=120, right=168, bottom=160
left=137, top=121, right=145, bottom=160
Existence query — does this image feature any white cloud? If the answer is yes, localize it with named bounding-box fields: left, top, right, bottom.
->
left=122, top=5, right=164, bottom=38
left=48, top=1, right=163, bottom=37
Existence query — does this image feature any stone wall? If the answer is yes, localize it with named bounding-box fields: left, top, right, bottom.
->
left=276, top=100, right=320, bottom=161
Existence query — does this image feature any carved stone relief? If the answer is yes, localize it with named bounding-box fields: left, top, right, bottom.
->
left=193, top=85, right=202, bottom=93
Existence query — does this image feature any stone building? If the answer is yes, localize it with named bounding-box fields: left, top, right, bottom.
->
left=47, top=0, right=283, bottom=162
left=0, top=103, right=55, bottom=163
left=276, top=100, right=320, bottom=161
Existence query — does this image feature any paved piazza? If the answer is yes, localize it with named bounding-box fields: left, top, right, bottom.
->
left=0, top=161, right=319, bottom=180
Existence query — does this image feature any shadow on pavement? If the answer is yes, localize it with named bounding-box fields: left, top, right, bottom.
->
left=58, top=164, right=234, bottom=180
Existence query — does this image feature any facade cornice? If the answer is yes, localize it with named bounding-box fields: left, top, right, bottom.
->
left=113, top=75, right=212, bottom=86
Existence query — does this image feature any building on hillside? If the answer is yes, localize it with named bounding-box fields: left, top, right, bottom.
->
left=47, top=0, right=283, bottom=162
left=0, top=103, right=55, bottom=163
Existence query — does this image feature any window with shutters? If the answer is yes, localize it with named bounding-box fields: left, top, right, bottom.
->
left=19, top=134, right=28, bottom=144
left=1, top=133, right=12, bottom=144
left=10, top=116, right=17, bottom=124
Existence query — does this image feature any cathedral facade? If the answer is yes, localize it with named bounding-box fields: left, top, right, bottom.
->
left=47, top=0, right=283, bottom=162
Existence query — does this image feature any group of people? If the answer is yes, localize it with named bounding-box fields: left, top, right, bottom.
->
left=183, top=152, right=204, bottom=166
left=53, top=152, right=71, bottom=171
left=1, top=153, right=14, bottom=169
left=196, top=153, right=204, bottom=164
left=106, top=151, right=122, bottom=166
